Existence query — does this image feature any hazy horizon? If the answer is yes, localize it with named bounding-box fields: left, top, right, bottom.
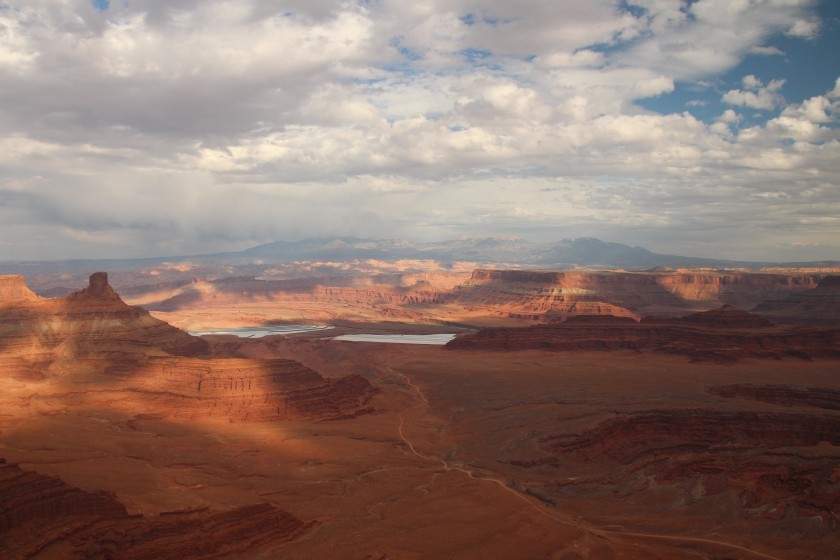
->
left=2, top=233, right=839, bottom=266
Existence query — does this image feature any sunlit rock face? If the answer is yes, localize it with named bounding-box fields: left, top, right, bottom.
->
left=0, top=273, right=377, bottom=556
left=0, top=275, right=39, bottom=303
left=460, top=269, right=823, bottom=320
left=0, top=273, right=378, bottom=420
left=447, top=306, right=840, bottom=361
left=0, top=272, right=209, bottom=364
left=104, top=356, right=378, bottom=422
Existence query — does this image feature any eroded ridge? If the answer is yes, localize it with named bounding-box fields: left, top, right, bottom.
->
left=0, top=459, right=313, bottom=559
left=0, top=273, right=379, bottom=422
left=544, top=410, right=840, bottom=462
left=709, top=384, right=840, bottom=410
left=0, top=272, right=208, bottom=362
left=121, top=356, right=379, bottom=422
left=447, top=306, right=840, bottom=361
left=517, top=410, right=840, bottom=532
left=754, top=275, right=840, bottom=326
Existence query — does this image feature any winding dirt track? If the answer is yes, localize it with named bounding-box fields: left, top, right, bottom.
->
left=384, top=365, right=784, bottom=560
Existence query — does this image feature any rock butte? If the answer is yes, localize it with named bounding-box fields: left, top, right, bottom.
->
left=110, top=268, right=838, bottom=331
left=0, top=272, right=377, bottom=421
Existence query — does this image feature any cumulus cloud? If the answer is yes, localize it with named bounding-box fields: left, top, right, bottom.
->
left=749, top=45, right=784, bottom=56
left=0, top=0, right=838, bottom=262
left=722, top=75, right=786, bottom=110
left=717, top=109, right=741, bottom=124
left=786, top=18, right=821, bottom=39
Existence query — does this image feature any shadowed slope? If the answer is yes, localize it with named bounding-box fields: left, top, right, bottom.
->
left=0, top=459, right=313, bottom=559
left=447, top=306, right=840, bottom=361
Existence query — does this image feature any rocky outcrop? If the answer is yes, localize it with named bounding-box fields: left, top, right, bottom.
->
left=709, top=384, right=840, bottom=410
left=118, top=357, right=379, bottom=422
left=0, top=459, right=312, bottom=559
left=514, top=410, right=840, bottom=530
left=753, top=275, right=840, bottom=326
left=120, top=267, right=828, bottom=327
left=0, top=275, right=39, bottom=303
left=452, top=270, right=644, bottom=321
left=0, top=274, right=378, bottom=421
left=69, top=503, right=312, bottom=560
left=458, top=269, right=822, bottom=319
left=0, top=458, right=128, bottom=535
left=669, top=304, right=774, bottom=328
left=543, top=410, right=840, bottom=463
left=447, top=306, right=840, bottom=361
left=0, top=272, right=208, bottom=361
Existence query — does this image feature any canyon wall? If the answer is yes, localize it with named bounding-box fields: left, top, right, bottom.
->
left=0, top=273, right=379, bottom=421
left=447, top=306, right=840, bottom=361
left=517, top=408, right=840, bottom=531
left=753, top=275, right=840, bottom=325
left=460, top=269, right=823, bottom=318
left=127, top=268, right=829, bottom=328
left=118, top=356, right=378, bottom=422
left=0, top=272, right=208, bottom=361
left=0, top=459, right=312, bottom=559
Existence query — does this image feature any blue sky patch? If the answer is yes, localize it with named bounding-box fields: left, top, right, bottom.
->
left=639, top=2, right=840, bottom=126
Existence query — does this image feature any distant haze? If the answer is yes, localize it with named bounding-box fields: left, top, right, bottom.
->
left=1, top=1, right=839, bottom=262
left=2, top=237, right=838, bottom=275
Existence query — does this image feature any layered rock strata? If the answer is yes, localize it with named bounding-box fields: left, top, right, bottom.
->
left=753, top=275, right=840, bottom=325
left=512, top=411, right=840, bottom=531
left=709, top=384, right=840, bottom=410
left=457, top=269, right=822, bottom=319
left=0, top=273, right=378, bottom=421
left=447, top=306, right=840, bottom=361
left=0, top=459, right=312, bottom=559
left=543, top=410, right=840, bottom=463
left=119, top=267, right=827, bottom=328
left=0, top=272, right=208, bottom=361
left=118, top=356, right=378, bottom=422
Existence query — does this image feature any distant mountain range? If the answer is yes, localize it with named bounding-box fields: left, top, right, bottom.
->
left=240, top=236, right=840, bottom=269
left=2, top=236, right=839, bottom=276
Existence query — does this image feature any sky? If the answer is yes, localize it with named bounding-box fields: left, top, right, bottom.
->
left=1, top=0, right=839, bottom=262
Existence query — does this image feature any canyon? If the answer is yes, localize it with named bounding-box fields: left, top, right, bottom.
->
left=1, top=268, right=839, bottom=558
left=446, top=304, right=840, bottom=361
left=80, top=266, right=839, bottom=331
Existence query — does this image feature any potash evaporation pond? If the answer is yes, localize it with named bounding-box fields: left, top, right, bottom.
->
left=188, top=325, right=333, bottom=338
left=188, top=326, right=456, bottom=345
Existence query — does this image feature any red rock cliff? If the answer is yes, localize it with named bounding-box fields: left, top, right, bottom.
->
left=0, top=459, right=312, bottom=559
left=0, top=272, right=208, bottom=365
left=0, top=275, right=39, bottom=303
left=447, top=306, right=840, bottom=361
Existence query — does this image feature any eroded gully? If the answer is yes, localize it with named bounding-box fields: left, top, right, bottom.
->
left=383, top=365, right=783, bottom=560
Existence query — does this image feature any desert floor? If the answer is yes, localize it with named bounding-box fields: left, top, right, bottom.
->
left=3, top=330, right=838, bottom=559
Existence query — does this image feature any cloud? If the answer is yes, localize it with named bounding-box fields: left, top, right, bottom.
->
left=717, top=109, right=741, bottom=124
left=722, top=75, right=786, bottom=110
left=633, top=75, right=674, bottom=98
left=614, top=0, right=818, bottom=80
left=749, top=45, right=784, bottom=56
left=786, top=18, right=821, bottom=39
left=0, top=0, right=837, bottom=262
